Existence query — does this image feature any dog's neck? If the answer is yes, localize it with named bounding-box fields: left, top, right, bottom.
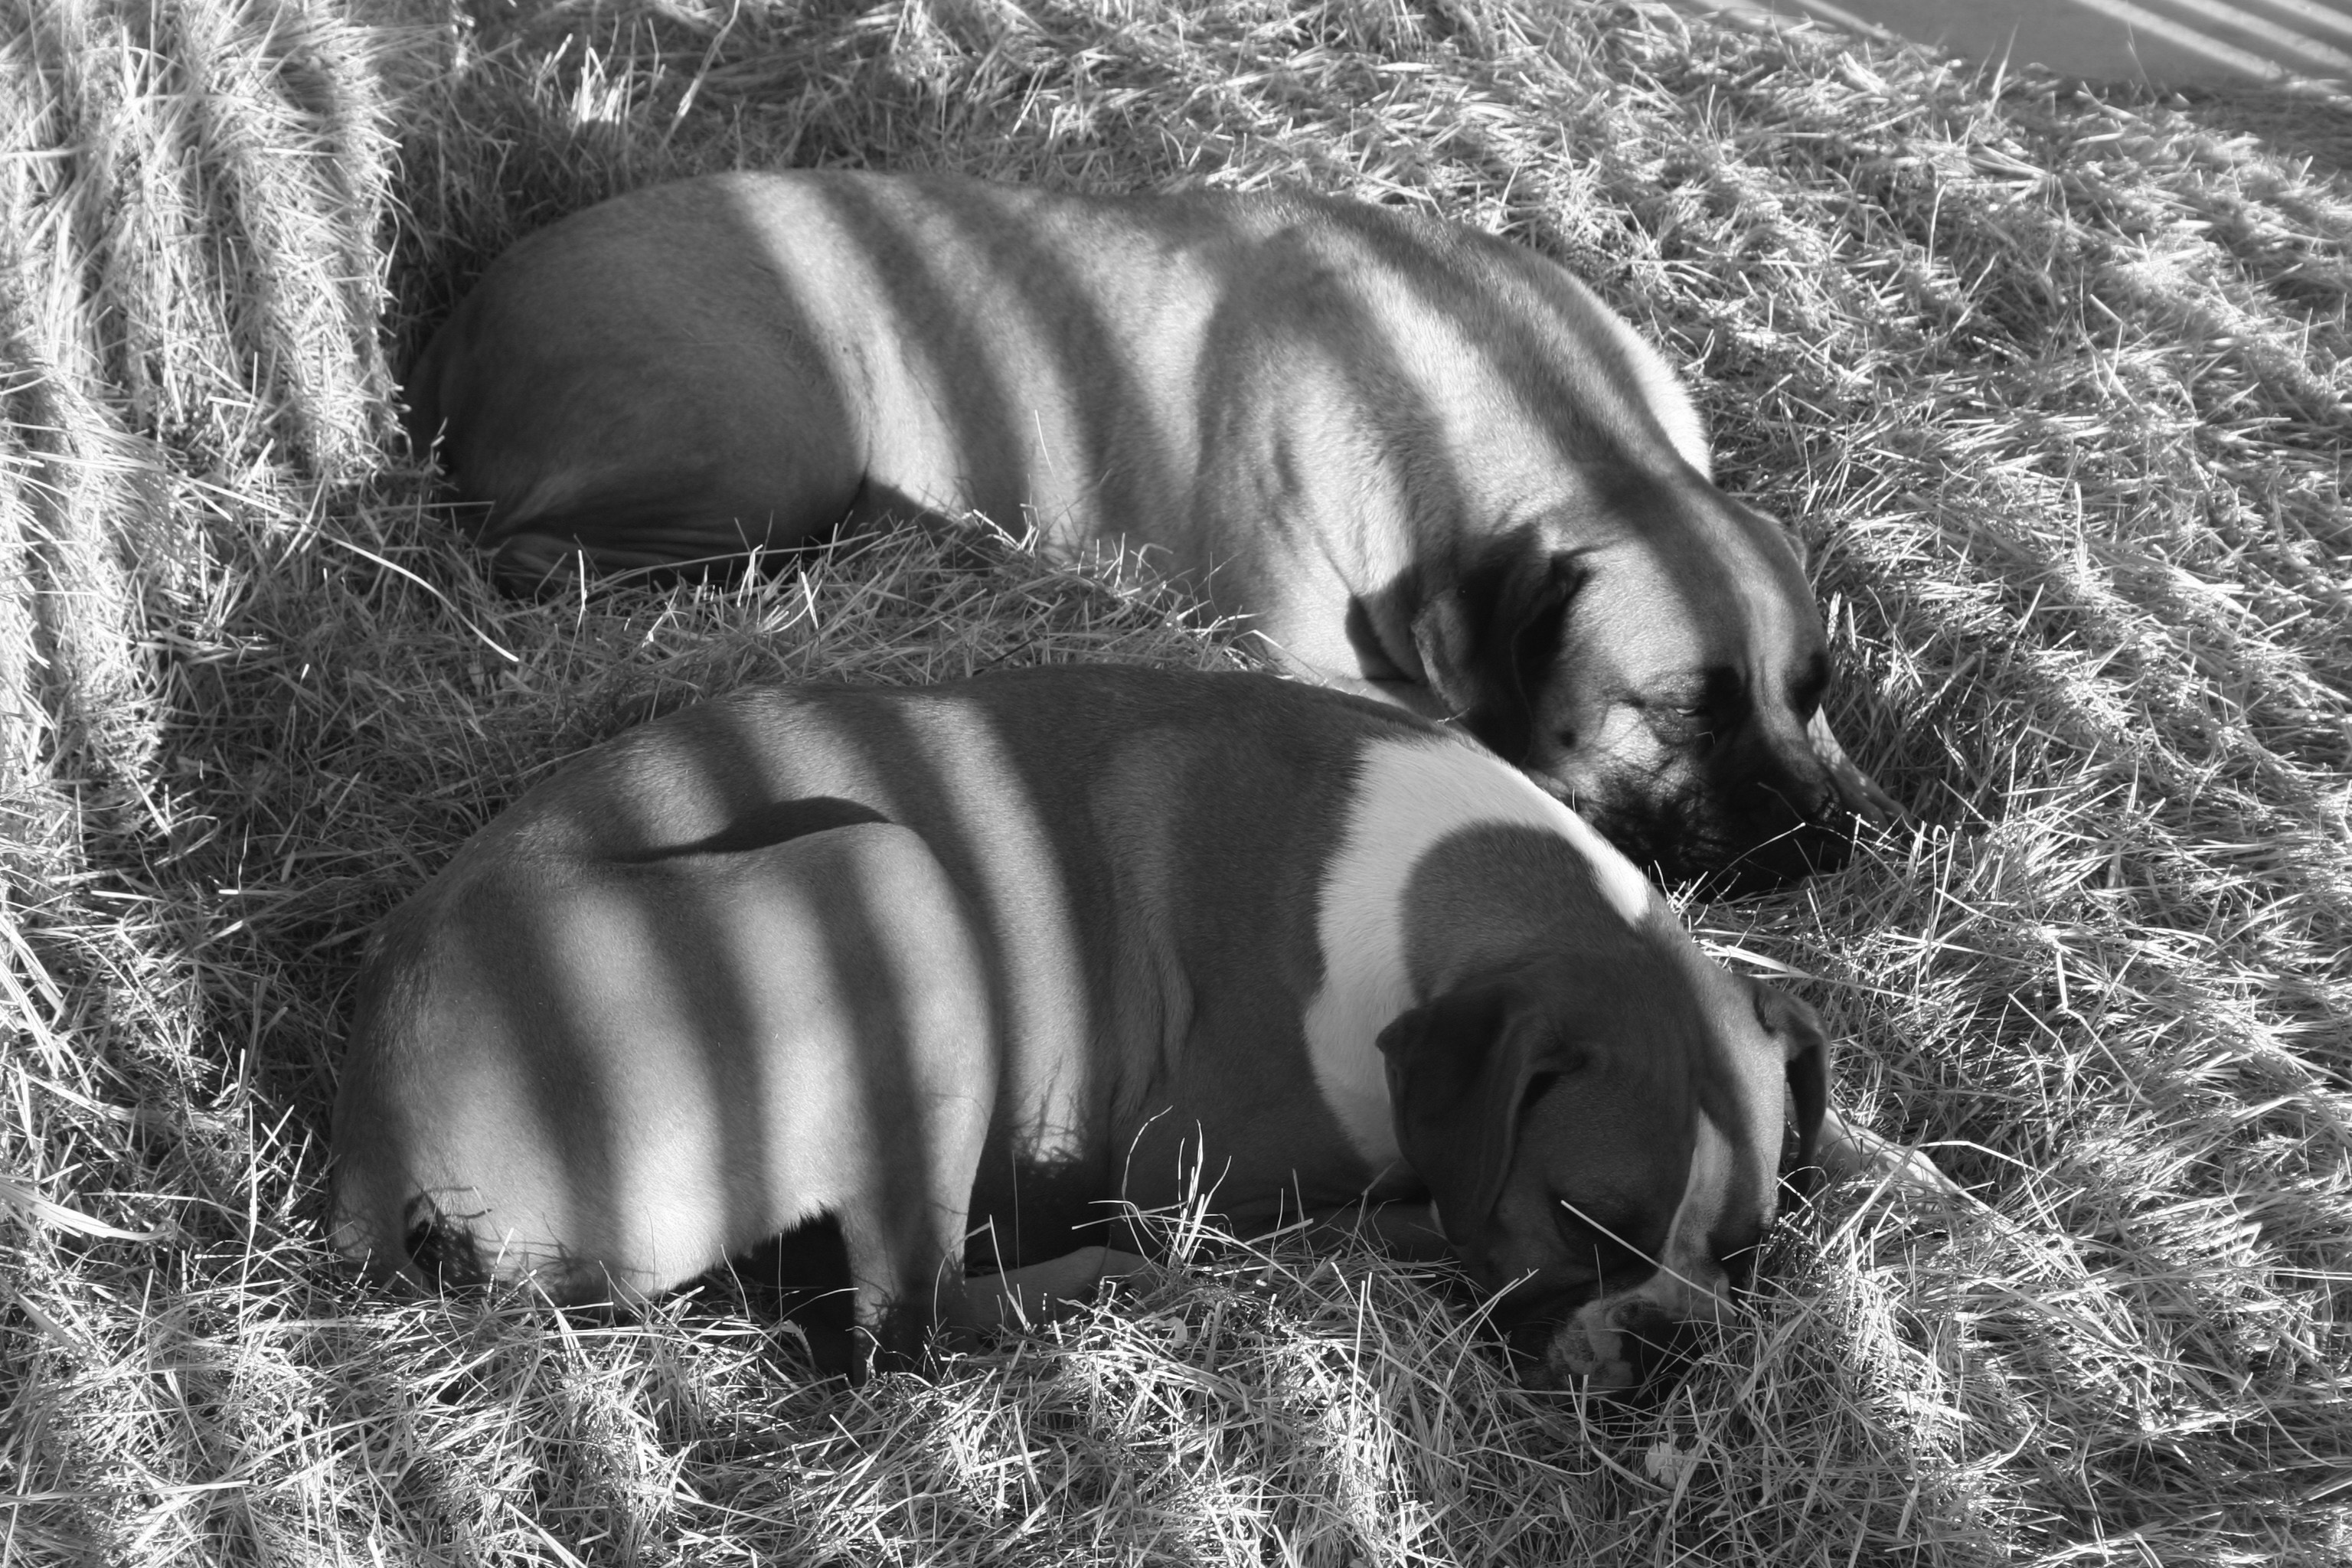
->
left=1298, top=733, right=1659, bottom=1171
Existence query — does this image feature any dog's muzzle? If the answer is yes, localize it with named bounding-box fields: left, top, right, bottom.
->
left=1529, top=1259, right=1737, bottom=1393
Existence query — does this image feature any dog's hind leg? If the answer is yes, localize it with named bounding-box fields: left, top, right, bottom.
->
left=405, top=180, right=873, bottom=586
left=332, top=816, right=1004, bottom=1367
left=714, top=822, right=1004, bottom=1374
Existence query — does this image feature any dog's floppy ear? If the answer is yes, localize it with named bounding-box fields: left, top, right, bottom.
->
left=1410, top=536, right=1585, bottom=765
left=1749, top=979, right=1830, bottom=1197
left=1377, top=979, right=1579, bottom=1245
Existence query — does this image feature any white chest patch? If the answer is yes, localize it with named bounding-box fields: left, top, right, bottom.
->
left=1300, top=735, right=1657, bottom=1169
left=1656, top=1114, right=1737, bottom=1307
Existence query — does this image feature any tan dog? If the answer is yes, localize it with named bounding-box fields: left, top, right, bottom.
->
left=405, top=172, right=1896, bottom=887
left=328, top=666, right=1937, bottom=1387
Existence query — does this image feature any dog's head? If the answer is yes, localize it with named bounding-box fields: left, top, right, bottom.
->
left=1377, top=958, right=1828, bottom=1390
left=1410, top=497, right=1882, bottom=890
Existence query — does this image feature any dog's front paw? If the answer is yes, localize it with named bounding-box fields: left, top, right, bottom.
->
left=1806, top=710, right=1908, bottom=828
left=1817, top=1109, right=1965, bottom=1202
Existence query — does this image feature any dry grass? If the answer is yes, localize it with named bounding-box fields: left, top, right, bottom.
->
left=3, top=0, right=2350, bottom=1561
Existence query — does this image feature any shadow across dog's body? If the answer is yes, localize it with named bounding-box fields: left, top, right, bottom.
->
left=407, top=172, right=1895, bottom=886
left=330, top=666, right=1844, bottom=1387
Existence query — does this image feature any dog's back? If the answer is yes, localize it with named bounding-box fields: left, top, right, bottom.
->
left=406, top=170, right=1705, bottom=586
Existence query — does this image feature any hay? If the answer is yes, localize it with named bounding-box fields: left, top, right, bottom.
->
left=2, top=0, right=2349, bottom=1562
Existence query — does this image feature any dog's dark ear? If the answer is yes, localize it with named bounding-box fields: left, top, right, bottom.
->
left=1410, top=539, right=1584, bottom=764
left=1377, top=981, right=1576, bottom=1244
left=1750, top=979, right=1830, bottom=1197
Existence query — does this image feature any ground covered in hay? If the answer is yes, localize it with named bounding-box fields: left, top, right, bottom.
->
left=2, top=0, right=2348, bottom=1562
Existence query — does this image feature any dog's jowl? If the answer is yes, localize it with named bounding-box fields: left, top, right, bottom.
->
left=331, top=666, right=1839, bottom=1386
left=406, top=172, right=1895, bottom=884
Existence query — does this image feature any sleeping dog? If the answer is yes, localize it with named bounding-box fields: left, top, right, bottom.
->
left=330, top=666, right=1934, bottom=1387
left=404, top=172, right=1897, bottom=887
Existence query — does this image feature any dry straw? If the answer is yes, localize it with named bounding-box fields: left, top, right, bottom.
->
left=2, top=0, right=2347, bottom=1562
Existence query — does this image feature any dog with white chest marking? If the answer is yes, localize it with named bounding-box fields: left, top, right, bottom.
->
left=405, top=171, right=1898, bottom=887
left=328, top=666, right=1933, bottom=1386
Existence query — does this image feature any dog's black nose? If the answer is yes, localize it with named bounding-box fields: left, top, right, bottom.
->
left=1610, top=1302, right=1706, bottom=1387
left=1693, top=806, right=1858, bottom=895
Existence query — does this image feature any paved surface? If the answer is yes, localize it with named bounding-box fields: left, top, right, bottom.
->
left=1674, top=0, right=2352, bottom=87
